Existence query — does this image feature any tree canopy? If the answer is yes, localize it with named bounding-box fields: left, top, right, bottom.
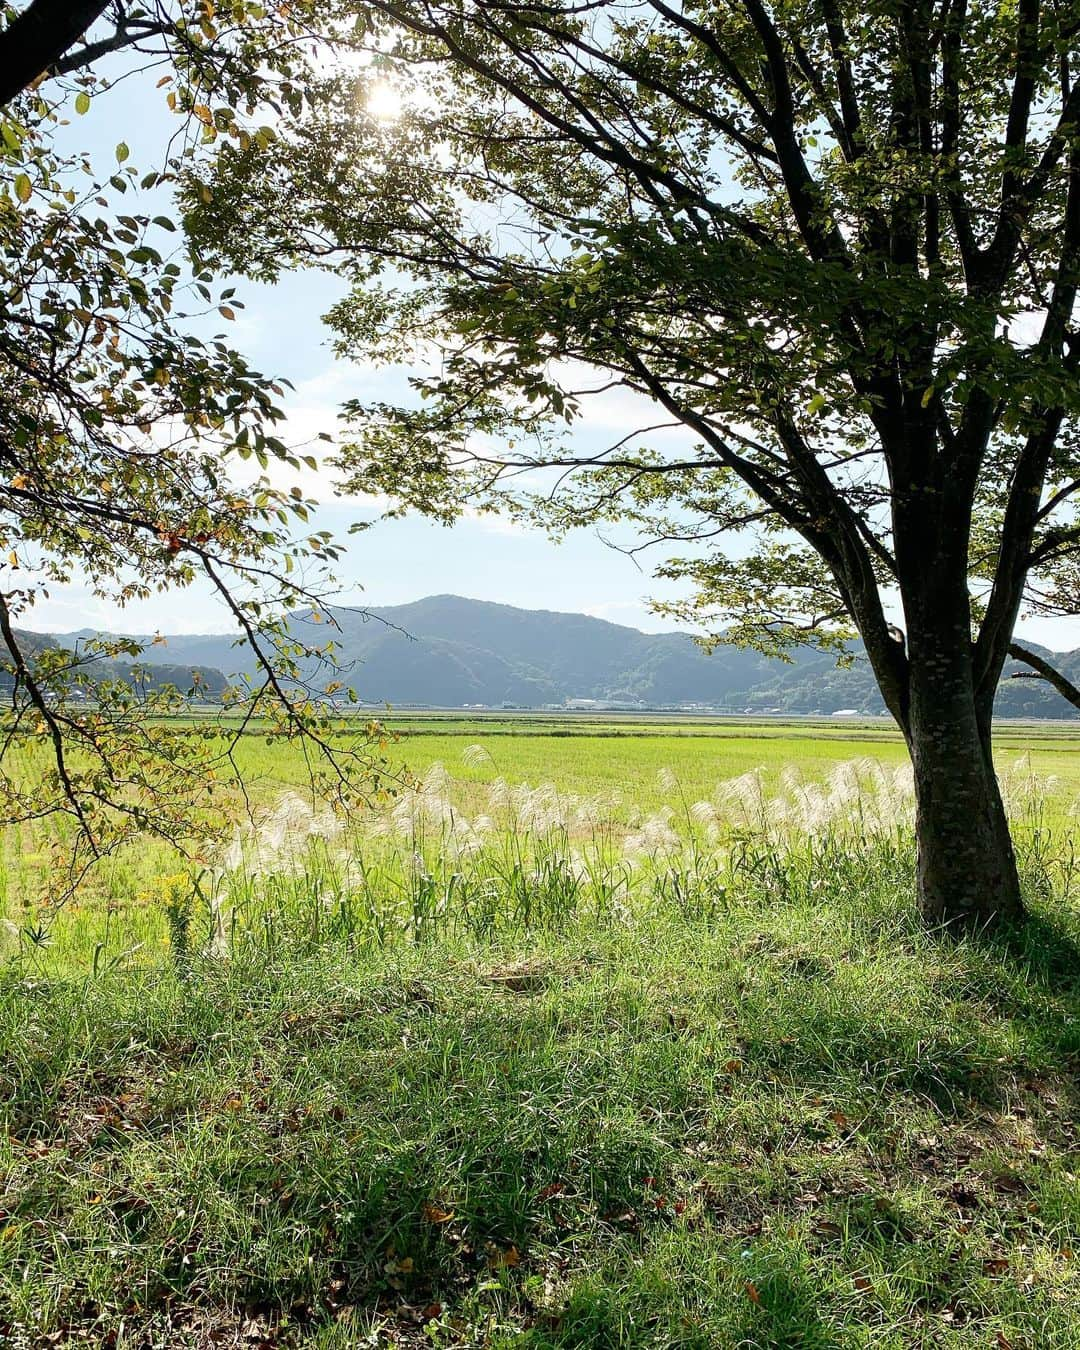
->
left=192, top=0, right=1080, bottom=926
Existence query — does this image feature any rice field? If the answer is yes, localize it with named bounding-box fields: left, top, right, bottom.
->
left=6, top=715, right=1080, bottom=969
left=1, top=717, right=1078, bottom=1346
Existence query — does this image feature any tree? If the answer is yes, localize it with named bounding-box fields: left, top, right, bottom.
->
left=0, top=2, right=375, bottom=895
left=188, top=0, right=1080, bottom=929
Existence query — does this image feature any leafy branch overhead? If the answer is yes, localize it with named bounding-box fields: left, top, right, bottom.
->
left=0, top=2, right=384, bottom=886
left=190, top=0, right=1080, bottom=925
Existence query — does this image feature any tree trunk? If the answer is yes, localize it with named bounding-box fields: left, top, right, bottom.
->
left=0, top=0, right=112, bottom=107
left=905, top=639, right=1025, bottom=929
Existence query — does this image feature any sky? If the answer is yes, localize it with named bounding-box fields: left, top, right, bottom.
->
left=24, top=47, right=1080, bottom=653
left=32, top=57, right=706, bottom=638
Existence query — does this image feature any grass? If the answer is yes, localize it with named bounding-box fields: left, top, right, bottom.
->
left=1, top=719, right=1079, bottom=1346
left=6, top=715, right=1079, bottom=917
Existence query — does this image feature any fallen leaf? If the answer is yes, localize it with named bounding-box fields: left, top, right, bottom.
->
left=744, top=1281, right=761, bottom=1305
left=488, top=1244, right=520, bottom=1269
left=422, top=1203, right=455, bottom=1224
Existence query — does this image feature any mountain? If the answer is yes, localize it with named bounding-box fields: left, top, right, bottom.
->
left=32, top=594, right=1080, bottom=718
left=0, top=629, right=229, bottom=699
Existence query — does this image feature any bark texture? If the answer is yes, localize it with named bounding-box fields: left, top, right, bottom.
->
left=903, top=623, right=1024, bottom=928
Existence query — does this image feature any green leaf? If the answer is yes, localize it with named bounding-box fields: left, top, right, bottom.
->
left=13, top=173, right=31, bottom=203
left=807, top=393, right=826, bottom=415
left=75, top=92, right=91, bottom=115
left=115, top=142, right=130, bottom=163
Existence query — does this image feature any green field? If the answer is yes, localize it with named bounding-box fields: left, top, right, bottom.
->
left=1, top=718, right=1078, bottom=1346
left=377, top=716, right=1080, bottom=808
left=147, top=709, right=1080, bottom=808
left=7, top=715, right=1080, bottom=959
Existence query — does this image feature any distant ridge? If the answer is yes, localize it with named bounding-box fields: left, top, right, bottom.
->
left=0, top=628, right=229, bottom=699
left=27, top=594, right=1080, bottom=718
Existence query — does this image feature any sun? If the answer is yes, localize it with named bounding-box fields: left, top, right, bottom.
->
left=366, top=81, right=403, bottom=121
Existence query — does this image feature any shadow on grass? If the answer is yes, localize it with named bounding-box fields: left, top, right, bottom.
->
left=984, top=909, right=1080, bottom=997
left=2, top=896, right=1079, bottom=1346
left=730, top=915, right=1080, bottom=1116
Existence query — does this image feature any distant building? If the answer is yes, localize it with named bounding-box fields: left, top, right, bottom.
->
left=565, top=696, right=646, bottom=710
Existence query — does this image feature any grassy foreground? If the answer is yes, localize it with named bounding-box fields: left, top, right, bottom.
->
left=2, top=824, right=1079, bottom=1347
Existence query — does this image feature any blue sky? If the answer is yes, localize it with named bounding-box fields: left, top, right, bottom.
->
left=28, top=57, right=1080, bottom=652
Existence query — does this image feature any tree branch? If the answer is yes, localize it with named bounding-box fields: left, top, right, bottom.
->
left=50, top=17, right=173, bottom=78
left=1008, top=640, right=1080, bottom=711
left=0, top=0, right=113, bottom=106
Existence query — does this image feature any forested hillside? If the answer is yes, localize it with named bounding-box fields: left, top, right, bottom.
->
left=35, top=597, right=1080, bottom=716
